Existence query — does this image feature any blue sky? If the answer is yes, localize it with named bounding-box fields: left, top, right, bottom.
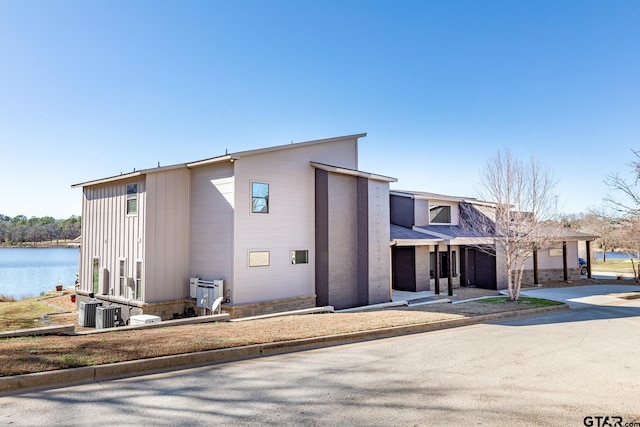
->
left=1, top=0, right=639, bottom=219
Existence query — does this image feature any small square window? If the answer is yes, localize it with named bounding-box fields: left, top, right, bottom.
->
left=135, top=260, right=142, bottom=301
left=291, top=250, right=309, bottom=265
left=251, top=182, right=269, bottom=213
left=549, top=248, right=563, bottom=257
left=249, top=251, right=270, bottom=267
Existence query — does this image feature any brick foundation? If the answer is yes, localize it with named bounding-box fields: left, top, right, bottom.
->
left=521, top=268, right=582, bottom=285
left=221, top=295, right=317, bottom=319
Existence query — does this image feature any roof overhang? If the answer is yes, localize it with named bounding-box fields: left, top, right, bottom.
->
left=311, top=162, right=397, bottom=183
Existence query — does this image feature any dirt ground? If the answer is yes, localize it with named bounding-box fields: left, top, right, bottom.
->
left=0, top=278, right=630, bottom=377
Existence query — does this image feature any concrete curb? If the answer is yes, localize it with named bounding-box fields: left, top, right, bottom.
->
left=0, top=304, right=568, bottom=395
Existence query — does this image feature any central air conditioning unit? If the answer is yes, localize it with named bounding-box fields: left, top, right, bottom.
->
left=96, top=305, right=122, bottom=329
left=78, top=300, right=103, bottom=327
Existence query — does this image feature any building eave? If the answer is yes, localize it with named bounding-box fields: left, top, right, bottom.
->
left=310, top=162, right=397, bottom=182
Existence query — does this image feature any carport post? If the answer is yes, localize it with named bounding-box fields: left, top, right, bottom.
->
left=586, top=240, right=592, bottom=279
left=434, top=245, right=440, bottom=295
left=447, top=244, right=453, bottom=296
left=562, top=241, right=568, bottom=281
left=533, top=248, right=539, bottom=285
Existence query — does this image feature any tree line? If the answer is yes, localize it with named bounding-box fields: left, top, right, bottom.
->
left=0, top=214, right=81, bottom=245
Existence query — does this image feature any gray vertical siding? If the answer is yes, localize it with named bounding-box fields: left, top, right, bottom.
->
left=144, top=168, right=190, bottom=302
left=79, top=177, right=145, bottom=298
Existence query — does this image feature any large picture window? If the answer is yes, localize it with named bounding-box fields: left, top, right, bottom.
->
left=126, top=183, right=138, bottom=215
left=430, top=205, right=451, bottom=223
left=251, top=182, right=269, bottom=213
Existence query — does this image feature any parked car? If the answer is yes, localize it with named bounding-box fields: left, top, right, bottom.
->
left=578, top=258, right=588, bottom=275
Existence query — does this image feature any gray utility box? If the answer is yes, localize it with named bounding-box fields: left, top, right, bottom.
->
left=78, top=300, right=103, bottom=327
left=96, top=305, right=122, bottom=329
left=196, top=280, right=224, bottom=311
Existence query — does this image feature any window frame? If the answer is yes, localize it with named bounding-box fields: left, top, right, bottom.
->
left=429, top=204, right=452, bottom=224
left=119, top=258, right=126, bottom=297
left=291, top=249, right=309, bottom=265
left=251, top=182, right=269, bottom=214
left=92, top=257, right=100, bottom=294
left=126, top=183, right=138, bottom=215
left=249, top=250, right=270, bottom=267
left=134, top=260, right=143, bottom=301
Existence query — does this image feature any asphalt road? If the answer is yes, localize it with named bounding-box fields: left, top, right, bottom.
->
left=2, top=289, right=640, bottom=426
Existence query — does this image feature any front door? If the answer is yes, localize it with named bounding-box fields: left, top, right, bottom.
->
left=392, top=246, right=416, bottom=291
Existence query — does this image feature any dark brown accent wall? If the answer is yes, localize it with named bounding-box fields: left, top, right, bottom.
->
left=390, top=195, right=415, bottom=228
left=315, top=169, right=329, bottom=306
left=357, top=176, right=369, bottom=306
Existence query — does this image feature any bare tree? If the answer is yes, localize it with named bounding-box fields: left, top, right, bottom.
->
left=469, top=148, right=559, bottom=301
left=604, top=149, right=640, bottom=217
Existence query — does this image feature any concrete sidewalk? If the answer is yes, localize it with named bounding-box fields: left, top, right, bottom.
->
left=519, top=284, right=640, bottom=308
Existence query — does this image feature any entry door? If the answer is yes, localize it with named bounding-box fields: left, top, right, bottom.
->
left=392, top=246, right=416, bottom=291
left=467, top=248, right=497, bottom=289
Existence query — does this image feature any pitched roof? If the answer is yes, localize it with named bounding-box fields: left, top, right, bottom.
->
left=72, top=133, right=367, bottom=188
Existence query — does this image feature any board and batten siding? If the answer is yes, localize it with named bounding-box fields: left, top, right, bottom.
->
left=144, top=168, right=191, bottom=302
left=231, top=138, right=358, bottom=305
left=189, top=162, right=235, bottom=297
left=79, top=177, right=145, bottom=298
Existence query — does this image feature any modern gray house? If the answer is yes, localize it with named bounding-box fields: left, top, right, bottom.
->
left=72, top=134, right=396, bottom=320
left=389, top=190, right=597, bottom=293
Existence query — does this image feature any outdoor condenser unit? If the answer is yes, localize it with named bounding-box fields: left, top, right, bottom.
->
left=78, top=300, right=103, bottom=327
left=96, top=305, right=122, bottom=329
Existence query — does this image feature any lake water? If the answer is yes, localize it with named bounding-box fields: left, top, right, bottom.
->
left=0, top=247, right=79, bottom=299
left=594, top=251, right=638, bottom=261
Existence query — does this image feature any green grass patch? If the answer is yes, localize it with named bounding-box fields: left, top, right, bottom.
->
left=592, top=258, right=637, bottom=274
left=0, top=296, right=59, bottom=331
left=481, top=296, right=563, bottom=307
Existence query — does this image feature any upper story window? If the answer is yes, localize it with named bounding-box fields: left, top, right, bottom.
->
left=251, top=182, right=269, bottom=214
left=430, top=204, right=451, bottom=223
left=126, top=184, right=138, bottom=215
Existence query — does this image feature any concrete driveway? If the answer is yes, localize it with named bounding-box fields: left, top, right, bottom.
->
left=519, top=284, right=640, bottom=308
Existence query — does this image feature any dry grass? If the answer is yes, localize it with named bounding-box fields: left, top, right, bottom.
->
left=0, top=278, right=631, bottom=377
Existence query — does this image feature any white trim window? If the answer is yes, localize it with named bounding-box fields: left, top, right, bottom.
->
left=126, top=183, right=138, bottom=215
left=249, top=250, right=270, bottom=267
left=251, top=182, right=269, bottom=214
left=92, top=257, right=100, bottom=294
left=291, top=250, right=309, bottom=265
left=119, top=258, right=126, bottom=297
left=135, top=260, right=143, bottom=301
left=429, top=204, right=451, bottom=224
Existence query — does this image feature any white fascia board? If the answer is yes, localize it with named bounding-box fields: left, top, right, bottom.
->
left=392, top=238, right=443, bottom=247
left=449, top=237, right=496, bottom=245
left=186, top=154, right=233, bottom=168
left=310, top=162, right=397, bottom=182
left=70, top=164, right=187, bottom=188
left=412, top=226, right=453, bottom=240
left=235, top=133, right=367, bottom=159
